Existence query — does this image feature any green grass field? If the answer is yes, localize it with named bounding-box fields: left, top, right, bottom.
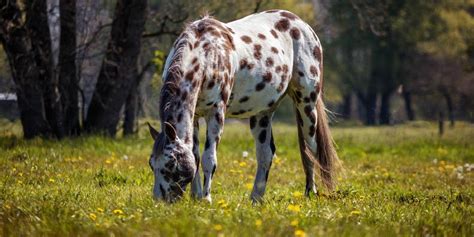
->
left=0, top=121, right=473, bottom=236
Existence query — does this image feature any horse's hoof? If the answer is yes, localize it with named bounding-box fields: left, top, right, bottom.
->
left=203, top=195, right=212, bottom=203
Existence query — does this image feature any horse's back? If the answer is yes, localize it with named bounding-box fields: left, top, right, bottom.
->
left=222, top=10, right=321, bottom=118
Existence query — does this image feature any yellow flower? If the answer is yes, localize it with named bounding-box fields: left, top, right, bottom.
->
left=255, top=219, right=262, bottom=227
left=213, top=224, right=223, bottom=231
left=350, top=210, right=361, bottom=216
left=292, top=191, right=303, bottom=198
left=245, top=183, right=253, bottom=190
left=239, top=161, right=247, bottom=167
left=48, top=178, right=55, bottom=183
left=290, top=219, right=299, bottom=226
left=89, top=213, right=97, bottom=221
left=105, top=159, right=112, bottom=164
left=217, top=199, right=228, bottom=208
left=294, top=229, right=306, bottom=237
left=287, top=204, right=301, bottom=213
left=113, top=209, right=124, bottom=215
left=97, top=208, right=104, bottom=213
left=274, top=157, right=282, bottom=165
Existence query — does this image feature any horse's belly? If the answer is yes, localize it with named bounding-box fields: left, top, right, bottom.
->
left=225, top=71, right=286, bottom=118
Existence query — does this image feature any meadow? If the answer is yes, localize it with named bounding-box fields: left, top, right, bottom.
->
left=0, top=120, right=473, bottom=236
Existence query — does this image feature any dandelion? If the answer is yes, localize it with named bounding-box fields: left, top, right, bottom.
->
left=213, top=224, right=223, bottom=231
left=89, top=213, right=97, bottom=221
left=290, top=219, right=299, bottom=226
left=245, top=183, right=253, bottom=190
left=48, top=178, right=55, bottom=183
left=294, top=229, right=306, bottom=237
left=113, top=209, right=124, bottom=215
left=255, top=219, right=262, bottom=227
left=292, top=191, right=303, bottom=198
left=217, top=199, right=228, bottom=208
left=239, top=161, right=247, bottom=167
left=287, top=204, right=301, bottom=213
left=97, top=208, right=104, bottom=213
left=274, top=156, right=281, bottom=165
left=105, top=159, right=112, bottom=164
left=242, top=151, right=249, bottom=158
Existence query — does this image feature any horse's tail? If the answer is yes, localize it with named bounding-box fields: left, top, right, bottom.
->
left=296, top=96, right=340, bottom=191
left=315, top=97, right=339, bottom=190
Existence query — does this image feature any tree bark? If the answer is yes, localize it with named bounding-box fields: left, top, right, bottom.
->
left=442, top=91, right=455, bottom=127
left=365, top=93, right=377, bottom=125
left=402, top=90, right=415, bottom=121
left=28, top=0, right=65, bottom=138
left=85, top=0, right=147, bottom=136
left=379, top=91, right=392, bottom=125
left=0, top=0, right=52, bottom=138
left=341, top=93, right=352, bottom=120
left=59, top=0, right=80, bottom=136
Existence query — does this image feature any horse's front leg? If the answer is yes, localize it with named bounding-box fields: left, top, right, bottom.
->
left=201, top=103, right=225, bottom=203
left=191, top=120, right=203, bottom=199
left=249, top=113, right=276, bottom=203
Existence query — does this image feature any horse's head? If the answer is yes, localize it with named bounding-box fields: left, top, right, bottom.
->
left=147, top=122, right=196, bottom=202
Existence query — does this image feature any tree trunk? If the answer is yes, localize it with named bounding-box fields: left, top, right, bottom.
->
left=28, top=0, right=65, bottom=138
left=379, top=91, right=391, bottom=125
left=443, top=92, right=455, bottom=127
left=59, top=0, right=80, bottom=136
left=402, top=90, right=415, bottom=121
left=0, top=0, right=52, bottom=138
left=365, top=93, right=377, bottom=125
left=85, top=0, right=147, bottom=136
left=341, top=93, right=352, bottom=120
left=123, top=82, right=138, bottom=136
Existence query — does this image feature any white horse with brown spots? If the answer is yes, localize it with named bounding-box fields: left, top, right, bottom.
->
left=147, top=9, right=339, bottom=203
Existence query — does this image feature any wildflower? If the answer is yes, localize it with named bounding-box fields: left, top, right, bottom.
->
left=217, top=199, right=228, bottom=208
left=89, top=213, right=97, bottom=221
left=239, top=161, right=247, bottom=167
left=457, top=173, right=464, bottom=180
left=213, top=224, right=223, bottom=231
left=290, top=219, right=299, bottom=226
left=294, top=229, right=306, bottom=237
left=113, top=209, right=124, bottom=215
left=456, top=166, right=463, bottom=173
left=97, top=208, right=104, bottom=213
left=122, top=155, right=129, bottom=160
left=287, top=204, right=301, bottom=213
left=350, top=210, right=361, bottom=216
left=432, top=159, right=438, bottom=164
left=245, top=183, right=253, bottom=190
left=48, top=178, right=55, bottom=183
left=292, top=191, right=303, bottom=198
left=274, top=156, right=281, bottom=165
left=242, top=151, right=249, bottom=158
left=255, top=219, right=262, bottom=227
left=105, top=159, right=112, bottom=164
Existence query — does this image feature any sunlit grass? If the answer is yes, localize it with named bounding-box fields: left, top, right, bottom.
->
left=0, top=121, right=473, bottom=236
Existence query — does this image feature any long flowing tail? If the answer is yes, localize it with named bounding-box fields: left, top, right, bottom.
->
left=315, top=97, right=339, bottom=190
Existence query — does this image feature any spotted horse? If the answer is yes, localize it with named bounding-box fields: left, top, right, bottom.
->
left=147, top=9, right=340, bottom=203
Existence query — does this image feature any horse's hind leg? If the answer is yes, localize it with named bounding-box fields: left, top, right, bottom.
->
left=289, top=67, right=322, bottom=197
left=249, top=113, right=276, bottom=203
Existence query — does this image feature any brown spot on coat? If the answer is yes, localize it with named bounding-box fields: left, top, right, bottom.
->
left=290, top=27, right=301, bottom=40
left=241, top=35, right=252, bottom=44
left=271, top=47, right=278, bottom=54
left=313, top=46, right=322, bottom=61
left=239, top=96, right=249, bottom=103
left=185, top=71, right=194, bottom=81
left=275, top=18, right=290, bottom=32
left=275, top=65, right=282, bottom=73
left=263, top=72, right=272, bottom=82
left=239, top=59, right=248, bottom=70
left=310, top=65, right=318, bottom=77
left=256, top=82, right=265, bottom=91
left=270, top=29, right=278, bottom=38
left=250, top=116, right=257, bottom=129
left=265, top=57, right=274, bottom=67
left=257, top=33, right=266, bottom=40
left=254, top=44, right=262, bottom=60
left=280, top=11, right=298, bottom=20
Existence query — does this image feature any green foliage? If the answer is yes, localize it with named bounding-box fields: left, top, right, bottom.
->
left=0, top=121, right=473, bottom=236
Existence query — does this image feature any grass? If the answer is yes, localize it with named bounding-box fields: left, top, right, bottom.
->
left=0, top=120, right=473, bottom=236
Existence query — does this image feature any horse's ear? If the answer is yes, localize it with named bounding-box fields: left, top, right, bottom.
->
left=147, top=122, right=160, bottom=140
left=164, top=122, right=177, bottom=141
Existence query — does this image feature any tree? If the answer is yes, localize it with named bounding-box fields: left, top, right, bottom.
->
left=84, top=0, right=148, bottom=136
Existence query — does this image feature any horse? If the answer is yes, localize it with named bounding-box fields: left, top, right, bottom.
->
left=147, top=9, right=339, bottom=203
